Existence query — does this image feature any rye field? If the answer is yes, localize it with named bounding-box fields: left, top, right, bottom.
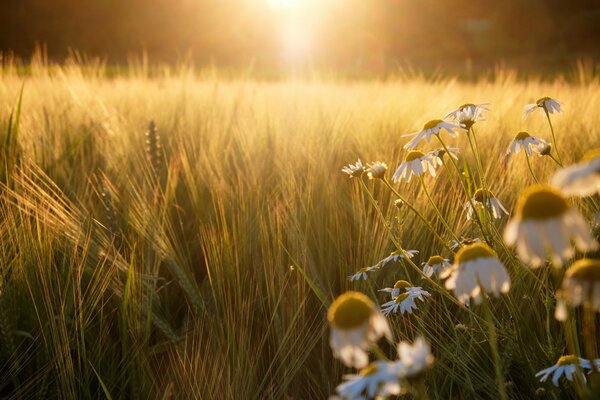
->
left=1, top=60, right=600, bottom=399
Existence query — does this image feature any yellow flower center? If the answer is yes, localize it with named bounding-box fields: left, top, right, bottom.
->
left=459, top=103, right=476, bottom=110
left=536, top=96, right=551, bottom=106
left=473, top=188, right=494, bottom=203
left=358, top=267, right=369, bottom=273
left=565, top=259, right=600, bottom=283
left=394, top=280, right=412, bottom=289
left=514, top=131, right=531, bottom=141
left=405, top=150, right=425, bottom=162
left=327, top=291, right=373, bottom=330
left=427, top=255, right=445, bottom=265
left=423, top=119, right=443, bottom=130
left=516, top=184, right=569, bottom=220
left=359, top=363, right=379, bottom=376
left=455, top=242, right=496, bottom=264
left=582, top=148, right=600, bottom=162
left=394, top=292, right=411, bottom=304
left=557, top=355, right=579, bottom=366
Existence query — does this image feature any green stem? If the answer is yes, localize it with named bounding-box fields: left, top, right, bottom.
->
left=418, top=175, right=461, bottom=244
left=524, top=151, right=539, bottom=183
left=482, top=295, right=508, bottom=400
left=544, top=110, right=563, bottom=166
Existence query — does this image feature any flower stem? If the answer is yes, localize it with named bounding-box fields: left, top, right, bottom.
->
left=523, top=151, right=539, bottom=183
left=481, top=295, right=508, bottom=400
left=544, top=110, right=563, bottom=166
left=418, top=175, right=461, bottom=244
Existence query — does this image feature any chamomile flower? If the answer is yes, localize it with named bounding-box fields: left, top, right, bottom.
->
left=555, top=259, right=600, bottom=321
left=402, top=119, right=463, bottom=150
left=366, top=161, right=388, bottom=180
left=377, top=249, right=419, bottom=267
left=506, top=132, right=549, bottom=157
left=422, top=255, right=451, bottom=277
left=464, top=188, right=509, bottom=220
left=392, top=151, right=438, bottom=183
left=535, top=355, right=592, bottom=386
left=427, top=147, right=459, bottom=166
left=441, top=242, right=511, bottom=304
left=348, top=265, right=379, bottom=282
left=551, top=149, right=600, bottom=197
left=335, top=361, right=402, bottom=399
left=444, top=103, right=490, bottom=129
left=379, top=280, right=412, bottom=299
left=524, top=97, right=562, bottom=119
left=380, top=286, right=431, bottom=316
left=342, top=159, right=365, bottom=178
left=328, top=291, right=392, bottom=368
left=503, top=184, right=598, bottom=267
left=394, top=336, right=435, bottom=379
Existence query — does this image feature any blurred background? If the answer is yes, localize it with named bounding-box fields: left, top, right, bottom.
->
left=2, top=0, right=600, bottom=74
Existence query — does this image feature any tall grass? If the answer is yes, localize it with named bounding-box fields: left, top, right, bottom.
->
left=0, top=57, right=599, bottom=399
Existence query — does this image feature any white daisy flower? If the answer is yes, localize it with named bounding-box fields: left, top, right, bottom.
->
left=551, top=149, right=600, bottom=197
left=393, top=336, right=435, bottom=379
left=444, top=103, right=490, bottom=129
left=342, top=159, right=365, bottom=178
left=441, top=242, right=511, bottom=304
left=524, top=97, right=562, bottom=119
left=381, top=286, right=431, bottom=316
left=535, top=355, right=592, bottom=386
left=348, top=265, right=379, bottom=282
left=379, top=279, right=412, bottom=299
left=427, top=147, right=459, bottom=167
left=506, top=131, right=549, bottom=157
left=377, top=249, right=419, bottom=268
left=392, top=151, right=438, bottom=183
left=335, top=361, right=402, bottom=399
left=422, top=255, right=451, bottom=277
left=328, top=291, right=392, bottom=368
left=402, top=119, right=463, bottom=150
left=503, top=184, right=598, bottom=267
left=464, top=188, right=509, bottom=220
left=555, top=259, right=600, bottom=321
left=366, top=161, right=388, bottom=180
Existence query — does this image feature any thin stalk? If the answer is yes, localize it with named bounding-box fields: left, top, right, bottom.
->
left=544, top=110, right=563, bottom=166
left=468, top=126, right=487, bottom=190
left=481, top=295, right=508, bottom=400
left=418, top=175, right=461, bottom=244
left=523, top=151, right=539, bottom=183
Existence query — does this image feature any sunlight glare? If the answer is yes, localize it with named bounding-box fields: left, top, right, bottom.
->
left=268, top=0, right=300, bottom=10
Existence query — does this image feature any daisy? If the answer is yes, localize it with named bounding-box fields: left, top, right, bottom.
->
left=377, top=249, right=419, bottom=268
left=427, top=147, right=459, bottom=167
left=380, top=287, right=431, bottom=316
left=392, top=151, right=438, bottom=183
left=524, top=97, right=562, bottom=119
left=379, top=279, right=411, bottom=299
left=503, top=184, right=598, bottom=267
left=393, top=336, right=435, bottom=379
left=348, top=265, right=379, bottom=282
left=551, top=149, right=600, bottom=197
left=441, top=242, right=511, bottom=304
left=342, top=159, right=365, bottom=178
left=328, top=291, right=392, bottom=368
left=444, top=103, right=490, bottom=129
left=402, top=119, right=463, bottom=150
left=464, top=188, right=509, bottom=220
left=555, top=258, right=600, bottom=321
left=535, top=355, right=592, bottom=386
left=506, top=132, right=549, bottom=157
left=366, top=161, right=388, bottom=180
left=422, top=255, right=451, bottom=277
left=335, top=361, right=402, bottom=399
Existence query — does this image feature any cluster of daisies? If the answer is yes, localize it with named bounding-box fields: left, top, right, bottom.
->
left=331, top=97, right=600, bottom=398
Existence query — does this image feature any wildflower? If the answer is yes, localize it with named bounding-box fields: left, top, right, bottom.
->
left=537, top=142, right=552, bottom=156
left=379, top=280, right=412, bottom=299
left=392, top=151, right=438, bottom=183
left=377, top=249, right=419, bottom=268
left=422, top=255, right=451, bottom=277
left=441, top=242, right=511, bottom=304
left=524, top=97, right=562, bottom=119
left=503, top=184, right=598, bottom=267
left=449, top=237, right=482, bottom=252
left=506, top=132, right=549, bottom=157
left=555, top=259, right=600, bottom=321
left=535, top=355, right=592, bottom=386
left=342, top=159, right=365, bottom=178
left=551, top=149, right=600, bottom=197
left=394, top=336, right=435, bottom=379
left=464, top=188, right=509, bottom=220
left=444, top=103, right=490, bottom=129
left=366, top=161, right=388, bottom=180
left=335, top=361, right=402, bottom=399
left=402, top=119, right=463, bottom=150
left=427, top=147, right=459, bottom=167
left=328, top=291, right=392, bottom=368
left=380, top=287, right=430, bottom=316
left=348, top=265, right=379, bottom=282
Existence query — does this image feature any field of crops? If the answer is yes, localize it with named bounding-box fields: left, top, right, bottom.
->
left=1, top=61, right=599, bottom=399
